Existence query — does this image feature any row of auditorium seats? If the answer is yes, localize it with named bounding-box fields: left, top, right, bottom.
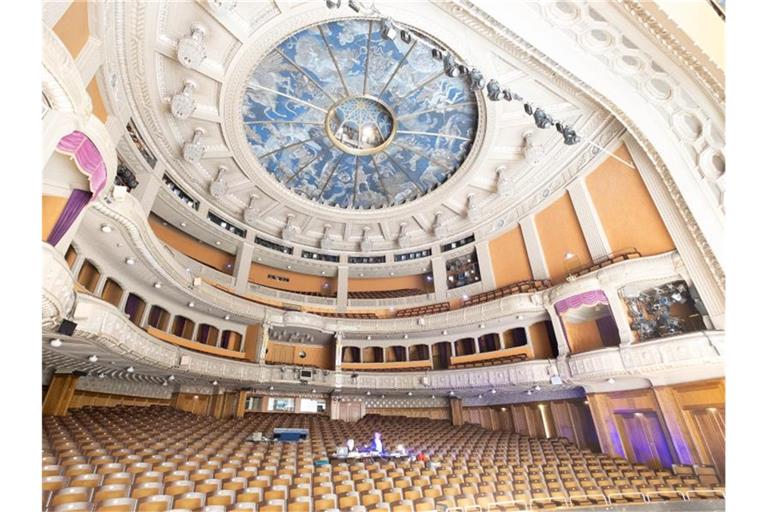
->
left=449, top=353, right=529, bottom=369
left=349, top=290, right=425, bottom=300
left=42, top=406, right=723, bottom=511
left=461, top=280, right=551, bottom=308
left=568, top=250, right=642, bottom=278
left=312, top=312, right=378, bottom=320
left=394, top=303, right=450, bottom=318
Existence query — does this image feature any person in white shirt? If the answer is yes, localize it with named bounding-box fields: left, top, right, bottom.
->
left=370, top=432, right=383, bottom=454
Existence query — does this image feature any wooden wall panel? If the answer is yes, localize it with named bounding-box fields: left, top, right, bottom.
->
left=171, top=392, right=212, bottom=416
left=488, top=226, right=533, bottom=287
left=528, top=321, right=555, bottom=359
left=535, top=193, right=591, bottom=283
left=368, top=407, right=450, bottom=421
left=265, top=341, right=333, bottom=369
left=586, top=144, right=675, bottom=256
left=348, top=274, right=430, bottom=293
left=564, top=320, right=604, bottom=354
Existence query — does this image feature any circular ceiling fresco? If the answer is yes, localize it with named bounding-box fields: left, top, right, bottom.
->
left=241, top=18, right=479, bottom=209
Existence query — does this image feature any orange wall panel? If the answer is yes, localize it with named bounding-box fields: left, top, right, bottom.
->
left=248, top=263, right=336, bottom=294
left=347, top=274, right=429, bottom=293
left=535, top=193, right=591, bottom=283
left=488, top=226, right=533, bottom=287
left=42, top=195, right=70, bottom=241
left=586, top=144, right=675, bottom=256
left=148, top=214, right=235, bottom=274
left=53, top=0, right=90, bottom=59
left=528, top=321, right=554, bottom=359
left=87, top=78, right=108, bottom=122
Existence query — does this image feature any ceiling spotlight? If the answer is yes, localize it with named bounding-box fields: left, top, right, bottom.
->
left=126, top=366, right=135, bottom=373
left=462, top=294, right=469, bottom=301
left=478, top=394, right=483, bottom=399
left=607, top=377, right=616, bottom=384
left=188, top=302, right=195, bottom=308
left=562, top=125, right=581, bottom=145
left=449, top=390, right=455, bottom=396
left=269, top=385, right=275, bottom=391
left=325, top=0, right=341, bottom=8
left=153, top=282, right=162, bottom=289
left=212, top=380, right=218, bottom=386
left=366, top=391, right=371, bottom=395
left=366, top=335, right=372, bottom=340
left=407, top=391, right=413, bottom=396
left=443, top=54, right=460, bottom=78
left=88, top=355, right=98, bottom=363
left=162, top=381, right=168, bottom=386
left=524, top=103, right=534, bottom=116
left=380, top=394, right=385, bottom=399
left=468, top=68, right=485, bottom=91
left=526, top=389, right=533, bottom=395
left=400, top=29, right=412, bottom=44
left=479, top=323, right=485, bottom=329
left=490, top=389, right=497, bottom=394
left=381, top=18, right=397, bottom=40
left=516, top=315, right=523, bottom=320
left=181, top=222, right=187, bottom=227
left=534, top=385, right=541, bottom=391
left=125, top=257, right=135, bottom=265
left=168, top=375, right=175, bottom=381
left=533, top=108, right=554, bottom=129
left=403, top=334, right=408, bottom=339
left=441, top=330, right=448, bottom=336
left=49, top=338, right=62, bottom=348
left=502, top=89, right=514, bottom=101
left=431, top=47, right=444, bottom=61
left=98, top=373, right=106, bottom=379
left=224, top=314, right=231, bottom=320
left=215, top=241, right=221, bottom=246
left=312, top=388, right=317, bottom=393
left=100, top=224, right=113, bottom=233
left=431, top=395, right=436, bottom=399
left=287, top=265, right=292, bottom=270
left=348, top=0, right=362, bottom=12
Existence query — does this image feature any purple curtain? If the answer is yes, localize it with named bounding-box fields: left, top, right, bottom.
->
left=596, top=315, right=621, bottom=347
left=394, top=346, right=406, bottom=362
left=46, top=188, right=92, bottom=246
left=124, top=294, right=139, bottom=320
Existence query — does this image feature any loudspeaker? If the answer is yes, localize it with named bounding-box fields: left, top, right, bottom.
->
left=57, top=320, right=77, bottom=336
left=688, top=285, right=709, bottom=317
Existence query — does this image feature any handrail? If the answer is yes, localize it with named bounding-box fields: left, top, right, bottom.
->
left=145, top=326, right=247, bottom=360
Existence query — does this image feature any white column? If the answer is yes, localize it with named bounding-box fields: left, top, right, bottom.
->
left=567, top=178, right=612, bottom=261
left=474, top=239, right=496, bottom=291
left=520, top=216, right=549, bottom=280
left=431, top=255, right=448, bottom=300
left=70, top=253, right=87, bottom=277
left=93, top=275, right=109, bottom=298
left=132, top=173, right=163, bottom=216
left=473, top=338, right=480, bottom=354
left=257, top=323, right=269, bottom=364
left=625, top=138, right=725, bottom=329
left=336, top=265, right=349, bottom=312
left=116, top=290, right=129, bottom=313
left=545, top=305, right=570, bottom=357
left=233, top=243, right=255, bottom=294
left=334, top=333, right=343, bottom=371
left=604, top=288, right=634, bottom=345
left=139, top=304, right=152, bottom=328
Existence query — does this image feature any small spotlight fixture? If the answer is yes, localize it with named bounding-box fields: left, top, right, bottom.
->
left=49, top=338, right=62, bottom=348
left=534, top=385, right=541, bottom=391
left=100, top=224, right=113, bottom=233
left=607, top=377, right=616, bottom=384
left=478, top=394, right=483, bottom=399
left=407, top=391, right=413, bottom=396
left=312, top=388, right=317, bottom=393
left=400, top=29, right=412, bottom=44
left=562, top=125, right=581, bottom=145
left=449, top=390, right=455, bottom=396
left=381, top=18, right=397, bottom=40
left=269, top=385, right=275, bottom=391
left=153, top=282, right=162, bottom=288
left=441, top=330, right=448, bottom=336
left=443, top=54, right=460, bottom=78
left=431, top=48, right=443, bottom=61
left=162, top=381, right=168, bottom=386
left=98, top=373, right=106, bottom=379
left=88, top=355, right=98, bottom=363
left=224, top=314, right=231, bottom=320
left=168, top=375, right=175, bottom=381
left=348, top=0, right=362, bottom=12
left=524, top=103, right=533, bottom=116
left=533, top=108, right=554, bottom=129
left=125, top=257, right=135, bottom=265
left=212, top=380, right=218, bottom=386
left=526, top=389, right=533, bottom=395
left=126, top=366, right=135, bottom=373
left=366, top=391, right=371, bottom=395
left=188, top=302, right=195, bottom=308
left=325, top=0, right=341, bottom=8
left=490, top=389, right=497, bottom=394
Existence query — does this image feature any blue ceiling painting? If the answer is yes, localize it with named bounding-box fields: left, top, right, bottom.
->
left=242, top=19, right=479, bottom=209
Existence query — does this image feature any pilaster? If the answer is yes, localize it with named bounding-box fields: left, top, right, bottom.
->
left=520, top=216, right=550, bottom=280
left=567, top=178, right=612, bottom=261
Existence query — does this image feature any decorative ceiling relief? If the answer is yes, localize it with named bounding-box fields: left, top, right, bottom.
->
left=241, top=19, right=479, bottom=209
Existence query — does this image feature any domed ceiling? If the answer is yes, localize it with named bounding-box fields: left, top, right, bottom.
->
left=242, top=19, right=479, bottom=209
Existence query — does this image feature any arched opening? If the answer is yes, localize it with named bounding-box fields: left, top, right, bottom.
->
left=362, top=346, right=383, bottom=363
left=409, top=344, right=430, bottom=362
left=171, top=315, right=195, bottom=339
left=454, top=338, right=476, bottom=356
left=221, top=330, right=242, bottom=351
left=386, top=346, right=408, bottom=363
left=77, top=260, right=101, bottom=293
left=503, top=327, right=528, bottom=348
left=122, top=293, right=145, bottom=326
left=64, top=245, right=78, bottom=269
left=432, top=342, right=452, bottom=369
left=342, top=346, right=361, bottom=363
left=100, top=278, right=124, bottom=308
left=477, top=333, right=501, bottom=352
left=195, top=324, right=220, bottom=346
left=146, top=305, right=171, bottom=331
